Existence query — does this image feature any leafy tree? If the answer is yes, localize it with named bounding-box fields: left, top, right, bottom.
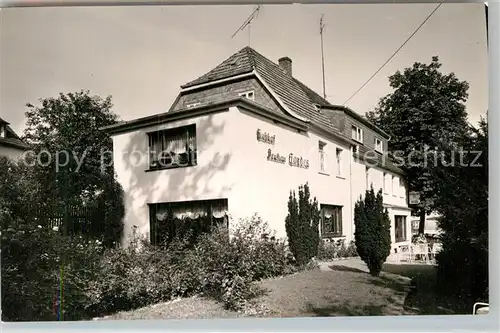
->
left=354, top=188, right=391, bottom=276
left=432, top=118, right=488, bottom=301
left=366, top=57, right=470, bottom=234
left=285, top=183, right=320, bottom=266
left=22, top=90, right=124, bottom=246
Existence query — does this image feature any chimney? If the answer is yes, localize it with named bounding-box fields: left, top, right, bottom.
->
left=278, top=57, right=292, bottom=76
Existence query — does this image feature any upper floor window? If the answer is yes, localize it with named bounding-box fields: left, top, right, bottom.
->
left=392, top=175, right=396, bottom=196
left=320, top=204, right=342, bottom=237
left=365, top=166, right=370, bottom=189
left=148, top=124, right=197, bottom=170
left=399, top=178, right=405, bottom=198
left=336, top=148, right=343, bottom=176
left=319, top=141, right=327, bottom=173
left=0, top=125, right=5, bottom=138
left=383, top=172, right=388, bottom=194
left=351, top=125, right=363, bottom=143
left=239, top=90, right=255, bottom=101
left=374, top=138, right=383, bottom=153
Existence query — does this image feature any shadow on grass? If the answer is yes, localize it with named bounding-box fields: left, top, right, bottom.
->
left=328, top=265, right=366, bottom=274
left=305, top=302, right=385, bottom=317
left=382, top=263, right=469, bottom=315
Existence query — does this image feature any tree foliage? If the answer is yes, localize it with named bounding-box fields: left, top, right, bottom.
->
left=22, top=90, right=124, bottom=245
left=433, top=118, right=488, bottom=302
left=354, top=188, right=391, bottom=276
left=366, top=57, right=470, bottom=233
left=285, top=183, right=320, bottom=266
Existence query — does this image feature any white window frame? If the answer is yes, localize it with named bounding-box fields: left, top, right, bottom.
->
left=336, top=148, right=343, bottom=177
left=318, top=141, right=327, bottom=174
left=239, top=90, right=255, bottom=101
left=351, top=125, right=363, bottom=143
left=374, top=138, right=383, bottom=153
left=186, top=102, right=202, bottom=108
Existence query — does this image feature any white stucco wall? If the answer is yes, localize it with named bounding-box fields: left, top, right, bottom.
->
left=112, top=105, right=411, bottom=250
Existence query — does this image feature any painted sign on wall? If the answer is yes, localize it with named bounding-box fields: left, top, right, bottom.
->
left=266, top=149, right=309, bottom=169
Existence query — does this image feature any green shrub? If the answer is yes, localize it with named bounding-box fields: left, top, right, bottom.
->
left=87, top=214, right=292, bottom=315
left=1, top=156, right=103, bottom=321
left=354, top=188, right=391, bottom=276
left=317, top=239, right=358, bottom=260
left=285, top=183, right=320, bottom=266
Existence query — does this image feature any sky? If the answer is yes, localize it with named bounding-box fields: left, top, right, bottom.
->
left=1, top=3, right=488, bottom=135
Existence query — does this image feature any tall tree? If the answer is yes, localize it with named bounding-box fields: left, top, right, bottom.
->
left=367, top=56, right=470, bottom=234
left=22, top=90, right=124, bottom=246
left=433, top=118, right=488, bottom=301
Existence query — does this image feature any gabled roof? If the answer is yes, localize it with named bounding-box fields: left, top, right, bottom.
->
left=0, top=117, right=30, bottom=150
left=180, top=46, right=389, bottom=139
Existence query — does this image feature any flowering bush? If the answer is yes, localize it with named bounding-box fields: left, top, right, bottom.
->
left=87, top=214, right=293, bottom=314
left=1, top=156, right=103, bottom=321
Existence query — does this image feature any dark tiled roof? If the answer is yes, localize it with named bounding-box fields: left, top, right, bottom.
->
left=181, top=48, right=254, bottom=89
left=179, top=46, right=401, bottom=173
left=182, top=46, right=346, bottom=138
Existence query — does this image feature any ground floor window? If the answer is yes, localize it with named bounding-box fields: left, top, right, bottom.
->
left=395, top=215, right=407, bottom=243
left=320, top=204, right=342, bottom=237
left=149, top=198, right=228, bottom=246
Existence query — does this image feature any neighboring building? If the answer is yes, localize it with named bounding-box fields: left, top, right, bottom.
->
left=103, top=47, right=412, bottom=252
left=0, top=117, right=29, bottom=159
left=411, top=211, right=442, bottom=237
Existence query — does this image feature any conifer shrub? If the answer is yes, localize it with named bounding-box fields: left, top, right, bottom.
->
left=354, top=187, right=391, bottom=276
left=285, top=183, right=320, bottom=266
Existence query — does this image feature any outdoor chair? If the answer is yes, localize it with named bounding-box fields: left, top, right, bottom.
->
left=430, top=242, right=442, bottom=262
left=473, top=302, right=489, bottom=315
left=397, top=245, right=413, bottom=263
left=412, top=243, right=430, bottom=264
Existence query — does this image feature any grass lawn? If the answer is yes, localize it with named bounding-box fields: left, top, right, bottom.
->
left=383, top=263, right=471, bottom=315
left=99, top=259, right=473, bottom=320
left=100, top=260, right=412, bottom=320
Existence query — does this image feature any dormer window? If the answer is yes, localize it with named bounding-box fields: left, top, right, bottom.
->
left=374, top=138, right=383, bottom=153
left=239, top=90, right=255, bottom=101
left=186, top=102, right=202, bottom=108
left=351, top=125, right=363, bottom=143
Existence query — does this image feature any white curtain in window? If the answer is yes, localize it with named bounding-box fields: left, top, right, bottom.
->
left=156, top=212, right=168, bottom=221
left=211, top=201, right=228, bottom=218
left=172, top=202, right=208, bottom=219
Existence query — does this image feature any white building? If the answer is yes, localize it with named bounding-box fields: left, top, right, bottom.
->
left=0, top=117, right=29, bottom=160
left=103, top=47, right=412, bottom=252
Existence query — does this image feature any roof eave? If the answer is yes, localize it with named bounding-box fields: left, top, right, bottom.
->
left=100, top=97, right=309, bottom=136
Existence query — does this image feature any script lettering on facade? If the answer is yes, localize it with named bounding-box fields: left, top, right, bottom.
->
left=267, top=149, right=286, bottom=164
left=257, top=129, right=276, bottom=145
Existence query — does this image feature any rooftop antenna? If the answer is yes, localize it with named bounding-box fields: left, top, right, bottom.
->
left=320, top=14, right=327, bottom=100
left=231, top=5, right=261, bottom=46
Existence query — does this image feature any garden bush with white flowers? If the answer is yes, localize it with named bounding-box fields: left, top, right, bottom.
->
left=1, top=156, right=103, bottom=321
